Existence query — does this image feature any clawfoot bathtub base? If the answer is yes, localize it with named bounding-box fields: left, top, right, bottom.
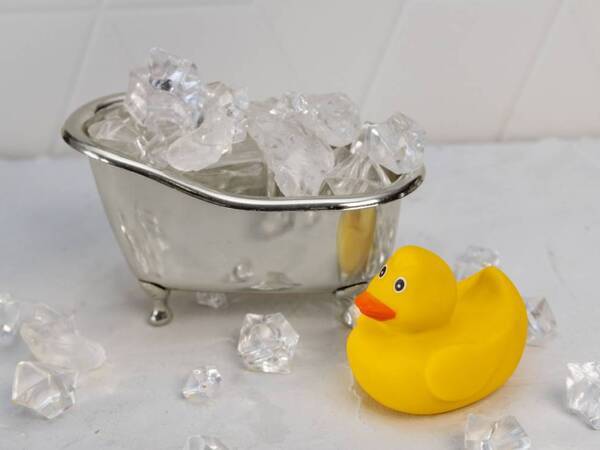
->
left=139, top=281, right=172, bottom=326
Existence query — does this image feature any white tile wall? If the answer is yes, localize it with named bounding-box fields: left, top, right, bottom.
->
left=1, top=0, right=599, bottom=158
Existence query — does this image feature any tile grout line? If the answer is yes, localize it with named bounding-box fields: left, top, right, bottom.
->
left=0, top=0, right=249, bottom=14
left=358, top=0, right=408, bottom=111
left=252, top=0, right=303, bottom=91
left=106, top=0, right=252, bottom=12
left=496, top=0, right=566, bottom=141
left=48, top=0, right=106, bottom=156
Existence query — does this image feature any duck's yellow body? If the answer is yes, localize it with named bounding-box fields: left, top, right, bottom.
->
left=347, top=246, right=527, bottom=415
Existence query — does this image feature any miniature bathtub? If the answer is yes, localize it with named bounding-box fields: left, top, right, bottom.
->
left=61, top=94, right=424, bottom=325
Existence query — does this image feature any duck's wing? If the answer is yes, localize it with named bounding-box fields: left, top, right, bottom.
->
left=425, top=343, right=501, bottom=402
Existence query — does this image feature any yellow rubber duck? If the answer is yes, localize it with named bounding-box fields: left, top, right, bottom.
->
left=346, top=245, right=527, bottom=415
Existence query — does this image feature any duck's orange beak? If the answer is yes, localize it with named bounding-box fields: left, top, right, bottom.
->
left=355, top=291, right=396, bottom=321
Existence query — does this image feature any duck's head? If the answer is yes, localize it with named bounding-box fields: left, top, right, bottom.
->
left=355, top=246, right=457, bottom=332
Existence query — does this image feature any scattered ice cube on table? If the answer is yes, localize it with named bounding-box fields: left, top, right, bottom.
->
left=525, top=297, right=557, bottom=346
left=127, top=47, right=205, bottom=133
left=355, top=113, right=424, bottom=175
left=20, top=304, right=106, bottom=372
left=247, top=100, right=335, bottom=196
left=0, top=293, right=21, bottom=346
left=195, top=293, right=228, bottom=309
left=12, top=361, right=77, bottom=420
left=183, top=435, right=228, bottom=450
left=182, top=366, right=222, bottom=400
left=464, top=413, right=531, bottom=449
left=237, top=313, right=299, bottom=373
left=454, top=245, right=500, bottom=280
left=566, top=362, right=600, bottom=429
left=289, top=92, right=361, bottom=147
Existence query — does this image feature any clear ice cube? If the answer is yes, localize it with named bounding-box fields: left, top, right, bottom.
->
left=247, top=100, right=334, bottom=196
left=325, top=151, right=391, bottom=195
left=454, top=245, right=500, bottom=280
left=12, top=361, right=77, bottom=420
left=289, top=92, right=361, bottom=147
left=203, top=81, right=249, bottom=144
left=182, top=435, right=228, bottom=450
left=183, top=140, right=268, bottom=196
left=0, top=293, right=21, bottom=346
left=237, top=313, right=300, bottom=373
left=127, top=47, right=205, bottom=133
left=20, top=304, right=106, bottom=373
left=195, top=293, right=228, bottom=309
left=166, top=82, right=250, bottom=172
left=182, top=366, right=222, bottom=400
left=166, top=116, right=234, bottom=172
left=464, top=413, right=531, bottom=449
left=86, top=107, right=142, bottom=157
left=355, top=112, right=424, bottom=175
left=525, top=297, right=557, bottom=346
left=566, top=362, right=600, bottom=429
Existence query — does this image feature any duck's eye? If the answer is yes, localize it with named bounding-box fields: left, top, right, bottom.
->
left=394, top=277, right=406, bottom=293
left=378, top=265, right=387, bottom=278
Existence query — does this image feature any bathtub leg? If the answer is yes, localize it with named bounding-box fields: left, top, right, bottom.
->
left=139, top=281, right=172, bottom=326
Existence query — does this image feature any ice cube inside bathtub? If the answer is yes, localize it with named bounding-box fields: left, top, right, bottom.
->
left=355, top=113, right=425, bottom=175
left=237, top=313, right=299, bottom=373
left=127, top=47, right=206, bottom=132
left=83, top=48, right=424, bottom=198
left=325, top=151, right=391, bottom=196
left=290, top=92, right=361, bottom=147
left=247, top=99, right=334, bottom=197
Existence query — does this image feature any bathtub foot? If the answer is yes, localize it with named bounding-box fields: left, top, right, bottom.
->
left=139, top=281, right=172, bottom=326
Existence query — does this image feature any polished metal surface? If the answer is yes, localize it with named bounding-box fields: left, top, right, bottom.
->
left=62, top=94, right=424, bottom=323
left=139, top=281, right=172, bottom=326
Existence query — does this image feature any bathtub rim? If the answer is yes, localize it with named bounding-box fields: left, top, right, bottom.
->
left=62, top=93, right=425, bottom=212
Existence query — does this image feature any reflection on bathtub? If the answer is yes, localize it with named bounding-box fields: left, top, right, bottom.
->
left=250, top=272, right=300, bottom=291
left=117, top=207, right=170, bottom=279
left=257, top=211, right=295, bottom=238
left=365, top=204, right=399, bottom=278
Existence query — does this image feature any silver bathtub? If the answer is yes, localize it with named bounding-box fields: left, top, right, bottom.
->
left=62, top=94, right=424, bottom=325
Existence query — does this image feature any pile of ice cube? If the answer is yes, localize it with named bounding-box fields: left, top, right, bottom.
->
left=1, top=293, right=106, bottom=419
left=88, top=48, right=424, bottom=197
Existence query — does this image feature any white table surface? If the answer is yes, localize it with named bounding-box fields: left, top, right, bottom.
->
left=1, top=139, right=599, bottom=449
